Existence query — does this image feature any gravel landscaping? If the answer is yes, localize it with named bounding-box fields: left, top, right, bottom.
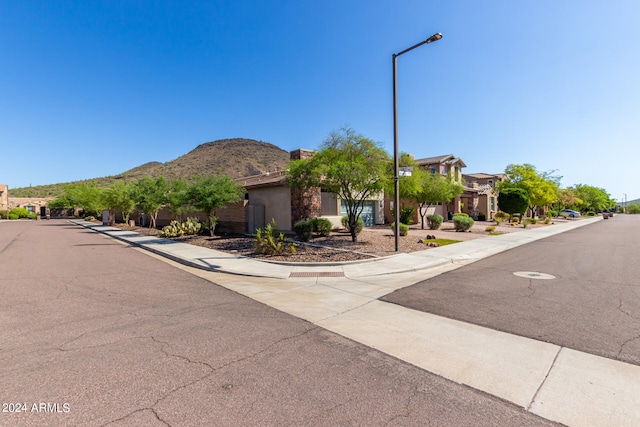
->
left=111, top=220, right=554, bottom=263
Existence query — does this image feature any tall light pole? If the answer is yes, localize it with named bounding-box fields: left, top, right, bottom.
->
left=393, top=32, right=442, bottom=251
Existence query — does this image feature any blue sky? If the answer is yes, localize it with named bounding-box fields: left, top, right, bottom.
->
left=1, top=1, right=638, bottom=202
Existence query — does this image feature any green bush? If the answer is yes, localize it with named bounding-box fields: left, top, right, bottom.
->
left=391, top=222, right=409, bottom=236
left=587, top=211, right=596, bottom=216
left=293, top=220, right=313, bottom=241
left=494, top=211, right=509, bottom=225
left=341, top=216, right=364, bottom=235
left=453, top=215, right=474, bottom=232
left=311, top=217, right=332, bottom=236
left=9, top=207, right=30, bottom=218
left=400, top=206, right=414, bottom=225
left=8, top=213, right=19, bottom=220
left=0, top=210, right=7, bottom=219
left=547, top=210, right=558, bottom=217
left=455, top=212, right=469, bottom=217
left=254, top=219, right=297, bottom=255
left=627, top=202, right=640, bottom=214
left=426, top=214, right=443, bottom=230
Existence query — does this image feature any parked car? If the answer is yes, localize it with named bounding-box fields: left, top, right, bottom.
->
left=559, top=209, right=581, bottom=218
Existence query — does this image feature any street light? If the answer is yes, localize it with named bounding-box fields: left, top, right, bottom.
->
left=393, top=32, right=442, bottom=251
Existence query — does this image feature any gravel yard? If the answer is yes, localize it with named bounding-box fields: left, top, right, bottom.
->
left=112, top=220, right=551, bottom=263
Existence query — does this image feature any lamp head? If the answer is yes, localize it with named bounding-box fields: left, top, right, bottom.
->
left=427, top=33, right=443, bottom=43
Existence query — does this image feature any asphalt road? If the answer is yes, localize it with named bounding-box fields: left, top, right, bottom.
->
left=0, top=220, right=558, bottom=426
left=383, top=214, right=640, bottom=366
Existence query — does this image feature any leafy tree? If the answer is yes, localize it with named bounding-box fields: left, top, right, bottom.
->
left=571, top=184, right=615, bottom=212
left=186, top=175, right=244, bottom=236
left=384, top=152, right=424, bottom=202
left=557, top=187, right=582, bottom=211
left=498, top=164, right=560, bottom=217
left=166, top=178, right=190, bottom=221
left=287, top=127, right=390, bottom=242
left=63, top=182, right=107, bottom=217
left=414, top=172, right=463, bottom=229
left=131, top=177, right=170, bottom=228
left=498, top=188, right=530, bottom=221
left=104, top=181, right=135, bottom=224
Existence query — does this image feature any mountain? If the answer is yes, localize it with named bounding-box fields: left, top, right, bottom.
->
left=9, top=138, right=291, bottom=197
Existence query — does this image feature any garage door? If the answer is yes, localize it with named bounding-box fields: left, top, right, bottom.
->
left=341, top=201, right=375, bottom=227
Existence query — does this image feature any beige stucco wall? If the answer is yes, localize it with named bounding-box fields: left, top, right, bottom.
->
left=0, top=184, right=8, bottom=210
left=247, top=186, right=292, bottom=232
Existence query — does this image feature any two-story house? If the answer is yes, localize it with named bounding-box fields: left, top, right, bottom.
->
left=384, top=154, right=468, bottom=223
left=461, top=173, right=506, bottom=220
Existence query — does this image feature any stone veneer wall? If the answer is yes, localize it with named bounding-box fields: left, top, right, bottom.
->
left=289, top=148, right=321, bottom=228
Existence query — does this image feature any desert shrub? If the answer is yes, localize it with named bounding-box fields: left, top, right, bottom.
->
left=530, top=217, right=538, bottom=224
left=523, top=218, right=533, bottom=228
left=159, top=217, right=202, bottom=238
left=9, top=207, right=30, bottom=218
left=627, top=202, right=640, bottom=214
left=8, top=213, right=19, bottom=220
left=544, top=217, right=552, bottom=224
left=494, top=211, right=509, bottom=225
left=455, top=212, right=469, bottom=217
left=311, top=217, right=332, bottom=236
left=587, top=211, right=596, bottom=216
left=160, top=220, right=183, bottom=237
left=391, top=222, right=409, bottom=236
left=485, top=225, right=496, bottom=232
left=254, top=219, right=297, bottom=255
left=400, top=206, right=414, bottom=225
left=477, top=212, right=486, bottom=221
left=341, top=216, right=364, bottom=235
left=0, top=210, right=7, bottom=219
left=426, top=214, right=443, bottom=230
left=293, top=220, right=313, bottom=242
left=183, top=217, right=202, bottom=235
left=453, top=215, right=474, bottom=232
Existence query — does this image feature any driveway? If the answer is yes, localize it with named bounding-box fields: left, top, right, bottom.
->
left=383, top=214, right=640, bottom=365
left=0, top=220, right=557, bottom=426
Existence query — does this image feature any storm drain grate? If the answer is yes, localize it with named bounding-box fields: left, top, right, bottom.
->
left=289, top=272, right=345, bottom=278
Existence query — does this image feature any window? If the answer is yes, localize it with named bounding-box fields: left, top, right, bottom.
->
left=430, top=166, right=437, bottom=174
left=441, top=165, right=447, bottom=174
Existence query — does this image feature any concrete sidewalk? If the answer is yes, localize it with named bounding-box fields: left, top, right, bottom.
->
left=73, top=217, right=640, bottom=426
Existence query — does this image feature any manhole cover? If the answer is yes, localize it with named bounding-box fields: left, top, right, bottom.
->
left=513, top=271, right=556, bottom=280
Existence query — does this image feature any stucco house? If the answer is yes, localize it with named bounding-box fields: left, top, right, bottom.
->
left=461, top=173, right=506, bottom=220
left=232, top=148, right=385, bottom=233
left=383, top=154, right=467, bottom=223
left=0, top=184, right=8, bottom=211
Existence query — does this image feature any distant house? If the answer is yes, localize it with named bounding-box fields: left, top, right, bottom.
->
left=0, top=184, right=8, bottom=211
left=384, top=154, right=467, bottom=222
left=462, top=173, right=506, bottom=220
left=6, top=193, right=53, bottom=217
